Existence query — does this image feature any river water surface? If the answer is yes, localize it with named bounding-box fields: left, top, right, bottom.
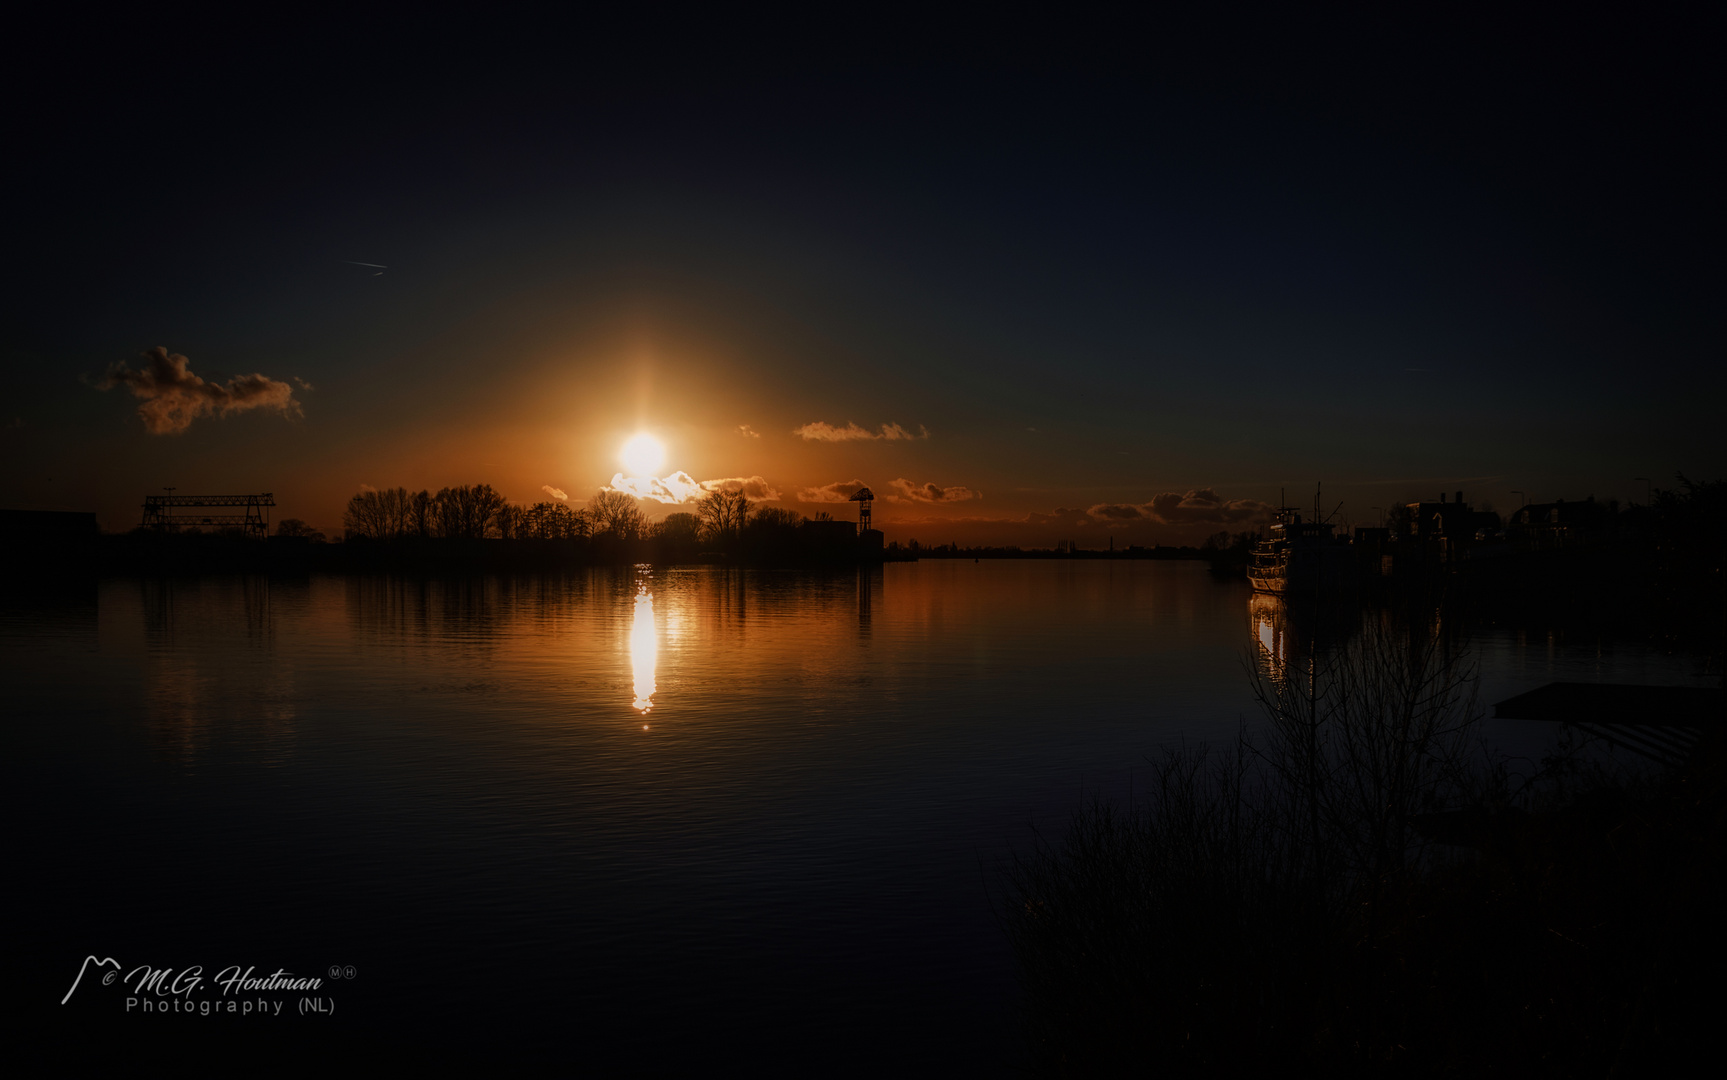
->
left=6, top=561, right=1709, bottom=1070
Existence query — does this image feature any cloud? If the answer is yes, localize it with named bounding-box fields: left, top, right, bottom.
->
left=794, top=421, right=876, bottom=441
left=293, top=377, right=316, bottom=391
left=793, top=420, right=929, bottom=441
left=1074, top=488, right=1270, bottom=525
left=889, top=478, right=979, bottom=503
left=359, top=483, right=378, bottom=493
left=701, top=475, right=782, bottom=500
left=738, top=424, right=760, bottom=438
left=541, top=485, right=568, bottom=501
left=607, top=471, right=707, bottom=504
left=1143, top=487, right=1269, bottom=524
left=798, top=479, right=867, bottom=503
left=605, top=472, right=783, bottom=504
left=91, top=347, right=300, bottom=434
left=1025, top=506, right=1093, bottom=528
left=1087, top=503, right=1145, bottom=520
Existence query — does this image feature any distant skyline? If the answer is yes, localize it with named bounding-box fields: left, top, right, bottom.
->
left=4, top=12, right=1718, bottom=544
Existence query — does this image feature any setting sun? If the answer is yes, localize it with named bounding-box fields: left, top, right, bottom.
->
left=619, top=433, right=666, bottom=478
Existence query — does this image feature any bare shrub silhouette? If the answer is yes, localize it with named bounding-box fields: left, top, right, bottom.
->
left=1002, top=610, right=1489, bottom=1074
left=1250, top=614, right=1481, bottom=919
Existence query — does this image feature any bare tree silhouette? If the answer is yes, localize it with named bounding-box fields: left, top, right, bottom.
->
left=696, top=489, right=750, bottom=543
left=590, top=489, right=646, bottom=540
left=343, top=487, right=412, bottom=539
left=275, top=518, right=326, bottom=542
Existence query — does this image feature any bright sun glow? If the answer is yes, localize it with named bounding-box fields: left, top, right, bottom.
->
left=619, top=433, right=666, bottom=477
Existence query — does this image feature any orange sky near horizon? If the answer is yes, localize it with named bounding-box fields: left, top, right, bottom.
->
left=7, top=317, right=1667, bottom=551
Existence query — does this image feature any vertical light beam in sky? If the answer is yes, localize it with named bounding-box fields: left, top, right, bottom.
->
left=630, top=581, right=657, bottom=714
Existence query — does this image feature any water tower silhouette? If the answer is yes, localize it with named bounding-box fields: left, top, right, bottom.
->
left=848, top=486, right=874, bottom=532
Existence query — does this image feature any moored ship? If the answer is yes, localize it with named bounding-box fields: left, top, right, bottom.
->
left=1248, top=506, right=1354, bottom=596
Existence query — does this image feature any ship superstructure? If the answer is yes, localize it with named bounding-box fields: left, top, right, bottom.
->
left=1248, top=506, right=1353, bottom=595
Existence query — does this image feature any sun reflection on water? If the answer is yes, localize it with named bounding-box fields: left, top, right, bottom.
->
left=630, top=582, right=657, bottom=714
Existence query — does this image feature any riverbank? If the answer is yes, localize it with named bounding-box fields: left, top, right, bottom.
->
left=1001, top=619, right=1726, bottom=1076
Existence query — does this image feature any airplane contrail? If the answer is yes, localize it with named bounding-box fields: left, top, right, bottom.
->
left=343, top=260, right=387, bottom=268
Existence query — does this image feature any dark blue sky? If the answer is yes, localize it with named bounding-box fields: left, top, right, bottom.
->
left=4, top=10, right=1719, bottom=539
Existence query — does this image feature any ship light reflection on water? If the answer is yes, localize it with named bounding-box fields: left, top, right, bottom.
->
left=630, top=582, right=657, bottom=715
left=1250, top=594, right=1286, bottom=681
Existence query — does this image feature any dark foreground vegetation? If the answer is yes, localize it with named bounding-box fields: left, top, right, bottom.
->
left=1001, top=616, right=1725, bottom=1076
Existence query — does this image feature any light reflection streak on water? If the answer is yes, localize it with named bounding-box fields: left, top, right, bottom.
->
left=1250, top=594, right=1285, bottom=683
left=630, top=582, right=657, bottom=714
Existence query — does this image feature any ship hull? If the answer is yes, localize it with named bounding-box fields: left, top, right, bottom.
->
left=1250, top=546, right=1355, bottom=596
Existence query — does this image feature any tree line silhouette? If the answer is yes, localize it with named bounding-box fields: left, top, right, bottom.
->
left=337, top=484, right=841, bottom=561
